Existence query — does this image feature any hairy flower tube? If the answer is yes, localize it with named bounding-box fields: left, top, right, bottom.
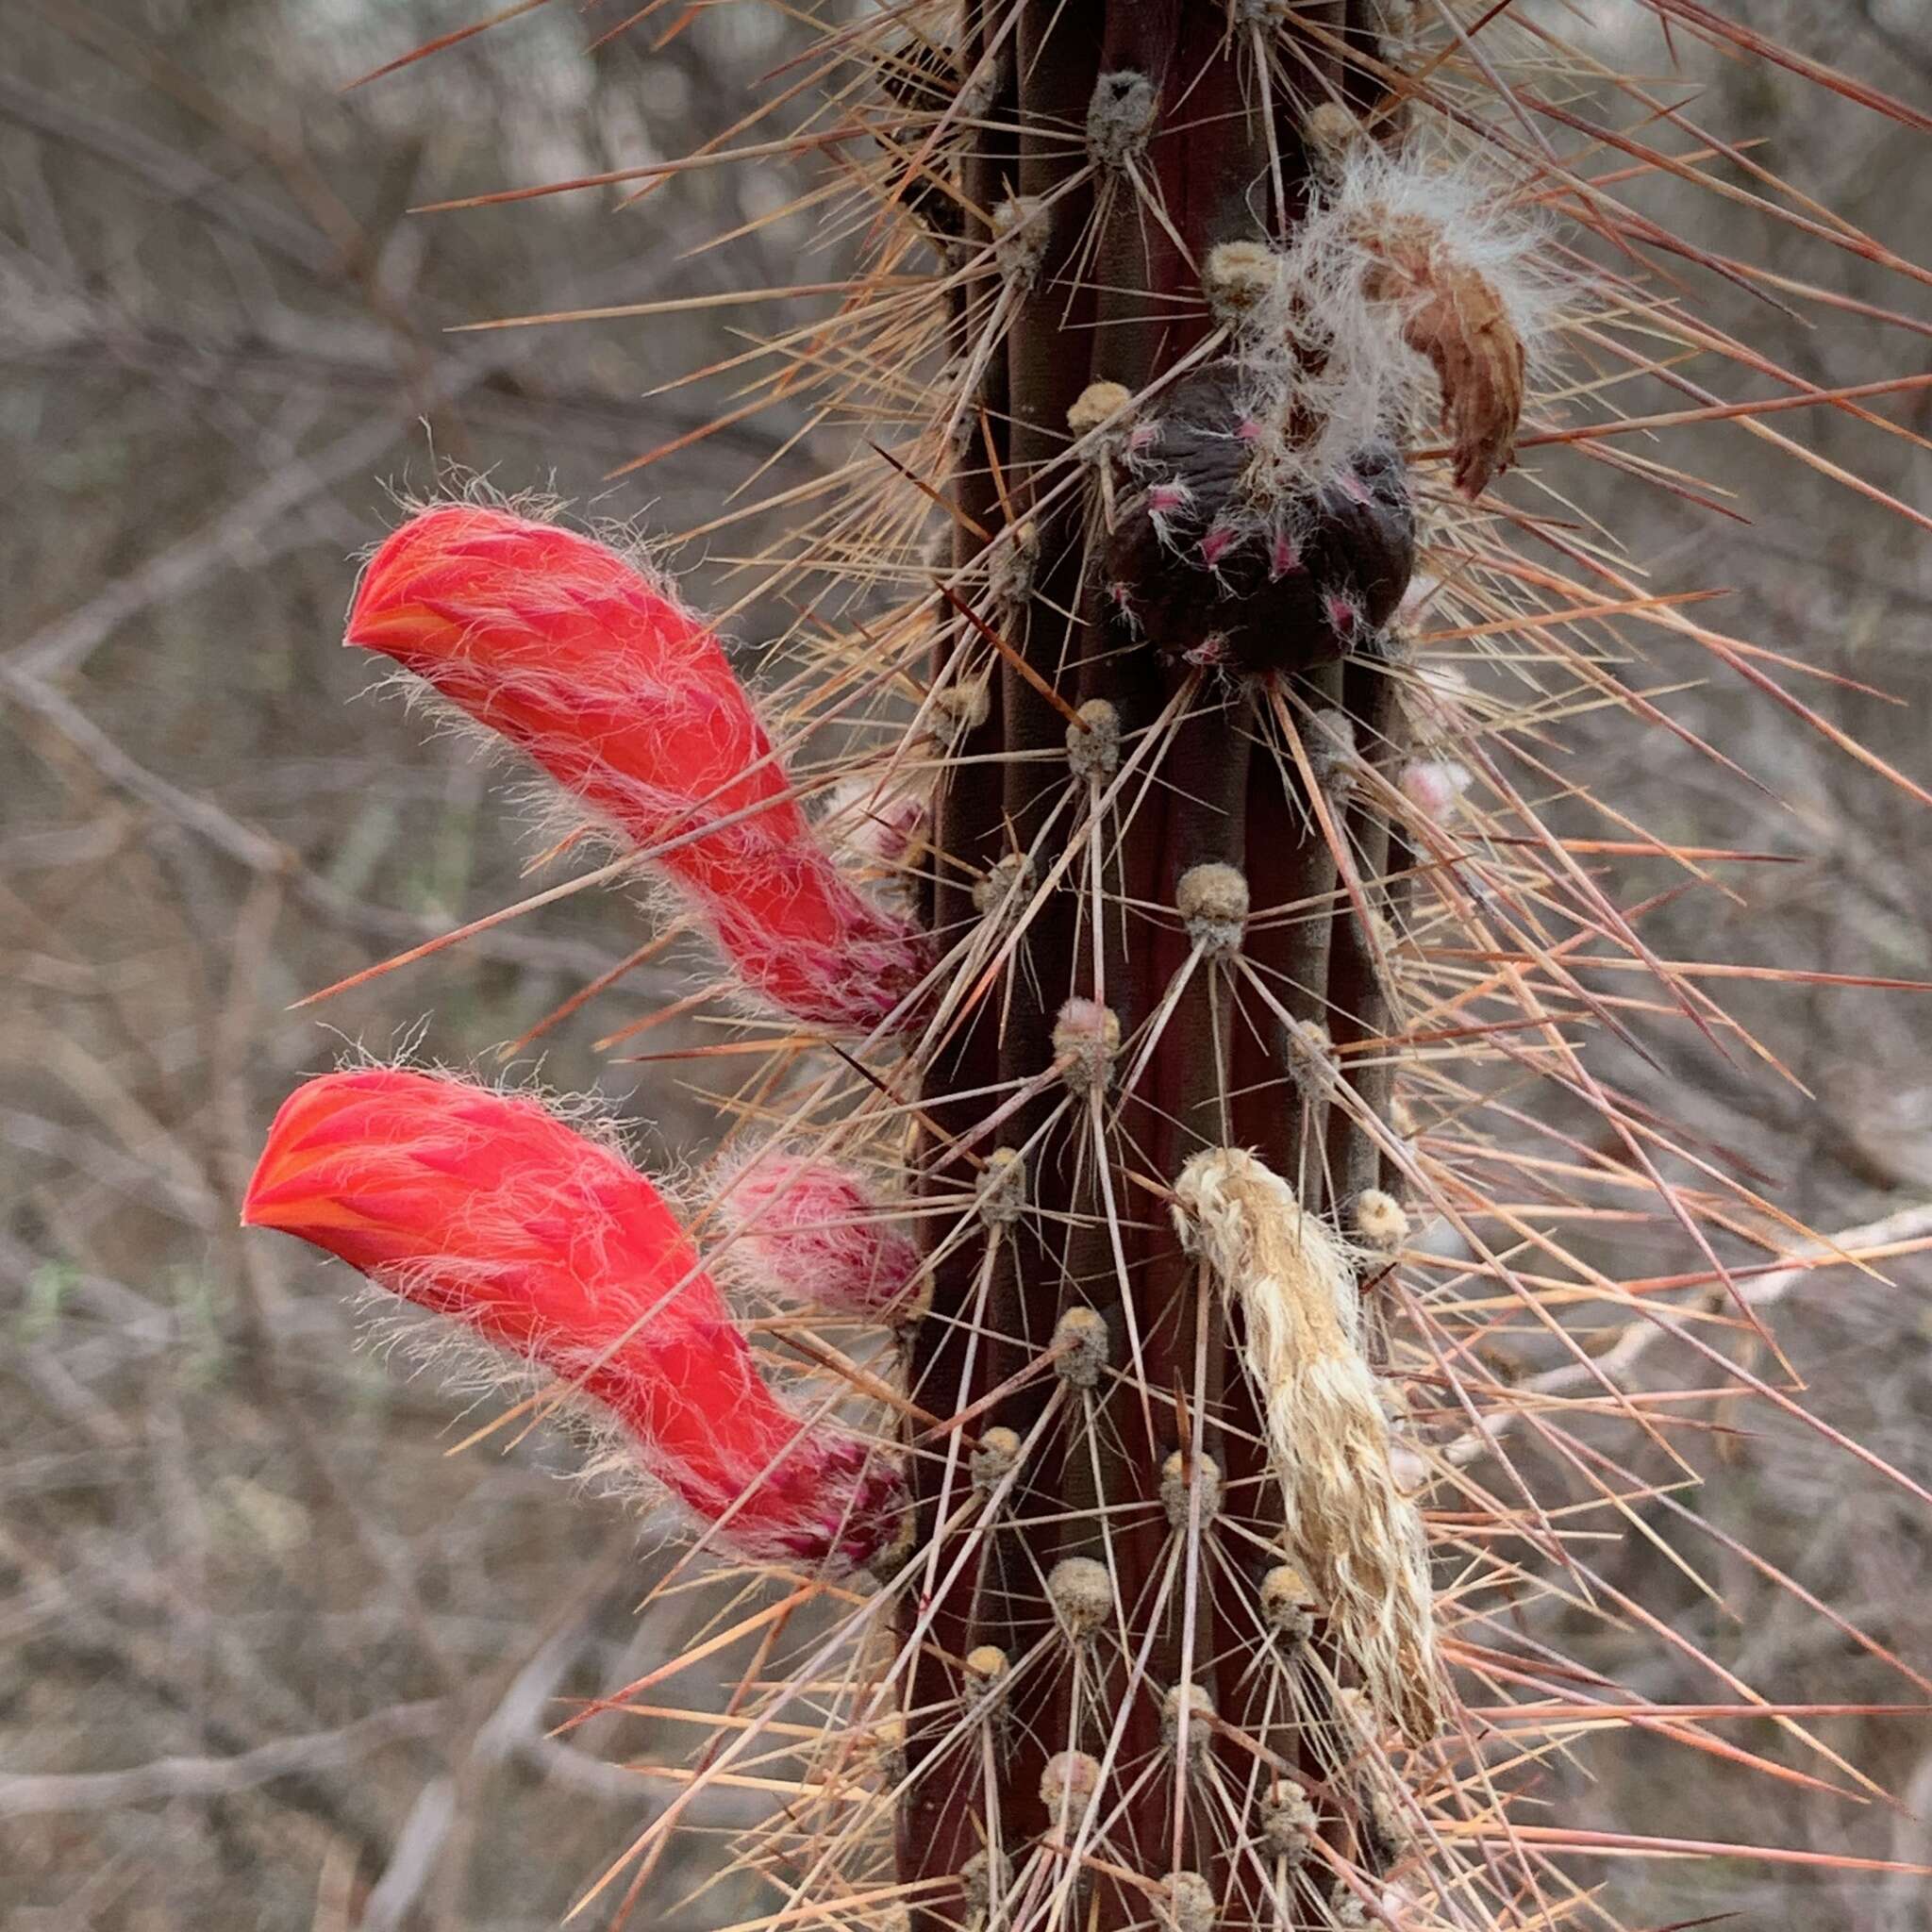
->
left=345, top=505, right=930, bottom=1031
left=713, top=1150, right=922, bottom=1316
left=241, top=1067, right=906, bottom=1569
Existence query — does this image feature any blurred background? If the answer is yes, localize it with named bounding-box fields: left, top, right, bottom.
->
left=1, top=2, right=1927, bottom=1927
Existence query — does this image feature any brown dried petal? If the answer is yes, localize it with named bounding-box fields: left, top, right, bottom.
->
left=1361, top=216, right=1526, bottom=499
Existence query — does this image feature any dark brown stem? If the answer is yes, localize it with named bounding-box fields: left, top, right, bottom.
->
left=905, top=9, right=1407, bottom=1927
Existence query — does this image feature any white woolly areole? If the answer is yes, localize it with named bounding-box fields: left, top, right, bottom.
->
left=991, top=194, right=1049, bottom=291
left=1161, top=1448, right=1223, bottom=1530
left=1172, top=1146, right=1442, bottom=1744
left=974, top=851, right=1037, bottom=927
left=963, top=1643, right=1008, bottom=1690
left=1261, top=1784, right=1318, bottom=1862
left=1353, top=1186, right=1411, bottom=1256
left=1086, top=69, right=1156, bottom=170
left=929, top=675, right=991, bottom=745
left=1161, top=1683, right=1216, bottom=1765
left=1202, top=240, right=1281, bottom=332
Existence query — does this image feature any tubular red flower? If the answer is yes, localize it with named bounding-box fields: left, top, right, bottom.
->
left=714, top=1151, right=922, bottom=1317
left=241, top=1067, right=905, bottom=1570
left=345, top=505, right=929, bottom=1031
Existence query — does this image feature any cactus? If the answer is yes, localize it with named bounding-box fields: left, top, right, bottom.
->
left=245, top=6, right=1932, bottom=1929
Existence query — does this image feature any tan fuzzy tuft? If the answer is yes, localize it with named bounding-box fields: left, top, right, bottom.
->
left=1054, top=1305, right=1110, bottom=1387
left=1260, top=1784, right=1318, bottom=1863
left=1052, top=997, right=1121, bottom=1092
left=1203, top=241, right=1280, bottom=331
left=1160, top=1683, right=1216, bottom=1767
left=976, top=1146, right=1027, bottom=1226
left=970, top=1425, right=1023, bottom=1491
left=1162, top=1871, right=1218, bottom=1932
left=1086, top=70, right=1157, bottom=170
left=973, top=851, right=1036, bottom=926
left=1176, top=862, right=1249, bottom=955
left=1259, top=1560, right=1317, bottom=1649
left=1304, top=101, right=1366, bottom=167
left=1040, top=1749, right=1101, bottom=1812
left=930, top=675, right=991, bottom=745
left=1173, top=1147, right=1441, bottom=1743
left=963, top=1643, right=1008, bottom=1690
left=1353, top=1187, right=1410, bottom=1256
left=1067, top=380, right=1132, bottom=442
left=1161, top=1448, right=1223, bottom=1529
left=991, top=194, right=1050, bottom=291
left=1047, top=1555, right=1113, bottom=1640
left=959, top=1849, right=1007, bottom=1921
left=1067, top=697, right=1123, bottom=779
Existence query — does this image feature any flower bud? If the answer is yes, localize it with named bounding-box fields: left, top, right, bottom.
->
left=714, top=1150, right=920, bottom=1317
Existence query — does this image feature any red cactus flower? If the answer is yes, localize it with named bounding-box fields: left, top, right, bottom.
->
left=715, top=1151, right=921, bottom=1317
left=241, top=1066, right=905, bottom=1570
left=345, top=504, right=929, bottom=1032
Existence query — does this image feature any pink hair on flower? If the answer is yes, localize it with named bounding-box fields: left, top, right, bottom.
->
left=714, top=1151, right=920, bottom=1317
left=241, top=1067, right=905, bottom=1570
left=1324, top=589, right=1363, bottom=639
left=1199, top=523, right=1237, bottom=570
left=1397, top=757, right=1474, bottom=823
left=345, top=505, right=929, bottom=1032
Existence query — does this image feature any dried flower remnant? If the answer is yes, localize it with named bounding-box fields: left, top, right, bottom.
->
left=1277, top=150, right=1546, bottom=497
left=1359, top=211, right=1525, bottom=498
left=241, top=1067, right=905, bottom=1569
left=1174, top=1146, right=1441, bottom=1743
left=236, top=3, right=1932, bottom=1924
left=345, top=505, right=930, bottom=1030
